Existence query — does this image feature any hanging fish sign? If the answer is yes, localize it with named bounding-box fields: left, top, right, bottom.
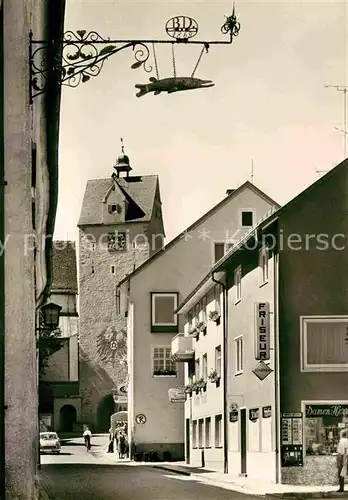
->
left=135, top=76, right=214, bottom=97
left=165, top=16, right=198, bottom=40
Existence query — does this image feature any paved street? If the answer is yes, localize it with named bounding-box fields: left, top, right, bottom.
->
left=40, top=437, right=262, bottom=499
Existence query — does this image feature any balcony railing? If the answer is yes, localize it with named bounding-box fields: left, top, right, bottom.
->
left=171, top=333, right=194, bottom=362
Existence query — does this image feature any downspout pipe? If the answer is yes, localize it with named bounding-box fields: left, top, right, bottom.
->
left=212, top=270, right=228, bottom=474
left=273, top=249, right=280, bottom=483
left=0, top=6, right=5, bottom=498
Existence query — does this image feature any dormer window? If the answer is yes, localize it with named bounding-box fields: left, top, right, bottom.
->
left=108, top=204, right=122, bottom=214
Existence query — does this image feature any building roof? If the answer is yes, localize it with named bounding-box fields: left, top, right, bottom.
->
left=118, top=181, right=280, bottom=286
left=51, top=241, right=78, bottom=293
left=212, top=156, right=348, bottom=273
left=78, top=175, right=159, bottom=226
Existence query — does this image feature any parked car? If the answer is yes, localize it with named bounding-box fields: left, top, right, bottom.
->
left=39, top=432, right=61, bottom=454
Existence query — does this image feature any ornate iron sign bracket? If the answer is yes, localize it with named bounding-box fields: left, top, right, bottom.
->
left=29, top=10, right=240, bottom=103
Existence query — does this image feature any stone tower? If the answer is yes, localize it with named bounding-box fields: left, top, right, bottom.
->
left=78, top=142, right=165, bottom=431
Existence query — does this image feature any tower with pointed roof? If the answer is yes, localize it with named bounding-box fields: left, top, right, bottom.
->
left=77, top=142, right=165, bottom=431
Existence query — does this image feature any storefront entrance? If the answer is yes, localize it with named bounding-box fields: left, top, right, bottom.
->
left=240, top=408, right=247, bottom=475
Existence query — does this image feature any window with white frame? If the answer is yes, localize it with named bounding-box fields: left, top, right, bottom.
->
left=205, top=417, right=211, bottom=447
left=195, top=358, right=200, bottom=380
left=215, top=414, right=223, bottom=447
left=214, top=285, right=221, bottom=312
left=259, top=247, right=269, bottom=285
left=215, top=345, right=222, bottom=377
left=301, top=316, right=348, bottom=372
left=234, top=266, right=242, bottom=303
left=201, top=296, right=207, bottom=324
left=214, top=242, right=225, bottom=263
left=194, top=302, right=201, bottom=327
left=235, top=336, right=243, bottom=374
left=151, top=292, right=178, bottom=332
left=202, top=354, right=208, bottom=380
left=192, top=420, right=197, bottom=448
left=187, top=310, right=193, bottom=333
left=198, top=419, right=204, bottom=448
left=152, top=347, right=177, bottom=376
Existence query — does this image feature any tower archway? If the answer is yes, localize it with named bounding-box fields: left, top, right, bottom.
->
left=59, top=404, right=77, bottom=432
left=96, top=394, right=115, bottom=432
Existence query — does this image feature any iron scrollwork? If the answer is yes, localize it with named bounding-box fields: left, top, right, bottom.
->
left=29, top=9, right=241, bottom=102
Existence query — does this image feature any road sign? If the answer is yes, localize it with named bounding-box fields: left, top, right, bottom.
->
left=252, top=360, right=273, bottom=380
left=135, top=414, right=147, bottom=424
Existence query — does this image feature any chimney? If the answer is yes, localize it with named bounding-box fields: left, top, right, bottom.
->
left=226, top=189, right=235, bottom=196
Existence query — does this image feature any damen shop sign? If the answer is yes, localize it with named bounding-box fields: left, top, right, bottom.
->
left=306, top=404, right=348, bottom=418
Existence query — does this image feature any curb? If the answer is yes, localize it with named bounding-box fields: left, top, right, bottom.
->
left=151, top=465, right=192, bottom=476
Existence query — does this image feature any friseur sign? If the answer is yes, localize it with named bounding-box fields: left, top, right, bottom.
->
left=254, top=302, right=270, bottom=360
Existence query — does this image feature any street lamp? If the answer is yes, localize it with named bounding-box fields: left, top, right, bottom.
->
left=29, top=9, right=241, bottom=103
left=39, top=302, right=62, bottom=330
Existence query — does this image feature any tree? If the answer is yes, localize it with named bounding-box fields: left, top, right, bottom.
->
left=37, top=325, right=64, bottom=380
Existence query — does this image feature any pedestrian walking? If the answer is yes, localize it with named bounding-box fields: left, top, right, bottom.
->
left=83, top=426, right=92, bottom=451
left=337, top=428, right=348, bottom=492
left=107, top=428, right=114, bottom=453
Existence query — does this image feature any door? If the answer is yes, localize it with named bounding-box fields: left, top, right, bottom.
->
left=240, top=408, right=247, bottom=475
left=186, top=418, right=190, bottom=464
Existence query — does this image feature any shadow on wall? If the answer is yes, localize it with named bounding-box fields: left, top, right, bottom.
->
left=79, top=348, right=127, bottom=431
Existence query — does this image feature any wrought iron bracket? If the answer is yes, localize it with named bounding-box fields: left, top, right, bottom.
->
left=29, top=11, right=241, bottom=103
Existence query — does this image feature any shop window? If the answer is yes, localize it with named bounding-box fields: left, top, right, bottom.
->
left=205, top=417, right=211, bottom=447
left=301, top=316, right=348, bottom=371
left=192, top=420, right=197, bottom=448
left=234, top=266, right=242, bottom=303
left=235, top=336, right=243, bottom=374
left=304, top=402, right=348, bottom=456
left=215, top=414, right=222, bottom=447
left=152, top=346, right=177, bottom=376
left=198, top=419, right=204, bottom=448
left=151, top=292, right=178, bottom=333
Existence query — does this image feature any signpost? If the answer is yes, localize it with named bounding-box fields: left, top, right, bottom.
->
left=254, top=302, right=270, bottom=360
left=252, top=360, right=273, bottom=381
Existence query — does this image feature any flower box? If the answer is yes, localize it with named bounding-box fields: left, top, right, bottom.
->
left=196, top=321, right=207, bottom=335
left=208, top=310, right=221, bottom=324
left=208, top=369, right=221, bottom=386
left=153, top=369, right=177, bottom=377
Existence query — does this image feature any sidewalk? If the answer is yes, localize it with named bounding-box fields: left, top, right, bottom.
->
left=99, top=450, right=348, bottom=498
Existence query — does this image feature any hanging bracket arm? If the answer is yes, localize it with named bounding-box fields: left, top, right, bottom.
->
left=29, top=12, right=241, bottom=103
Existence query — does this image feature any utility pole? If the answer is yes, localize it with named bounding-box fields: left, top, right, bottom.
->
left=324, top=84, right=348, bottom=158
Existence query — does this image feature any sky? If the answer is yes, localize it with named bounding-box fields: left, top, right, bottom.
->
left=54, top=0, right=348, bottom=244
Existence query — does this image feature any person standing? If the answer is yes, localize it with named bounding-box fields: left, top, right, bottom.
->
left=83, top=426, right=92, bottom=451
left=337, top=429, right=348, bottom=492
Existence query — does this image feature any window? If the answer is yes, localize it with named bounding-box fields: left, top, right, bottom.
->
left=202, top=354, right=208, bottom=380
left=214, top=243, right=225, bottom=263
left=111, top=265, right=115, bottom=274
left=91, top=265, right=95, bottom=274
left=234, top=266, right=242, bottom=303
left=195, top=358, right=200, bottom=380
left=192, top=421, right=198, bottom=448
left=152, top=347, right=177, bottom=376
left=235, top=336, right=243, bottom=374
left=301, top=316, right=348, bottom=372
left=259, top=247, right=269, bottom=285
left=201, top=296, right=207, bottom=324
left=108, top=231, right=126, bottom=251
left=241, top=210, right=254, bottom=227
left=151, top=293, right=178, bottom=333
left=187, top=310, right=193, bottom=333
left=214, top=285, right=221, bottom=312
left=215, top=414, right=222, bottom=447
left=198, top=419, right=204, bottom=448
left=215, top=345, right=222, bottom=378
left=205, top=417, right=211, bottom=447
left=214, top=242, right=234, bottom=263
left=194, top=302, right=200, bottom=326
left=115, top=288, right=121, bottom=315
left=91, top=243, right=95, bottom=251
